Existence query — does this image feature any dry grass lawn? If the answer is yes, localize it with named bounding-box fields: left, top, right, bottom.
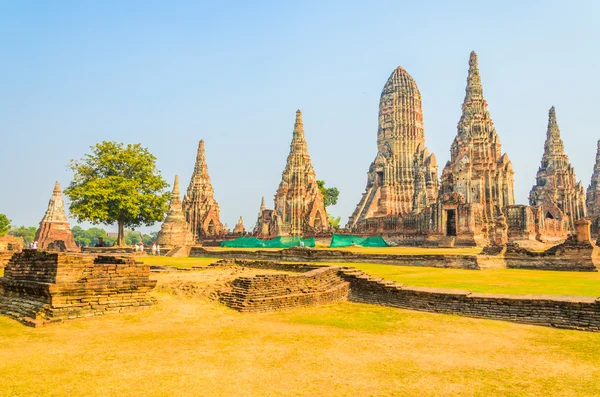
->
left=1, top=269, right=599, bottom=397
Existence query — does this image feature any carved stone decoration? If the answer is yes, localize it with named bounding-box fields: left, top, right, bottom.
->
left=272, top=110, right=329, bottom=236
left=348, top=66, right=438, bottom=229
left=438, top=51, right=515, bottom=236
left=34, top=181, right=78, bottom=251
left=529, top=107, right=586, bottom=231
left=157, top=175, right=195, bottom=247
left=182, top=140, right=224, bottom=240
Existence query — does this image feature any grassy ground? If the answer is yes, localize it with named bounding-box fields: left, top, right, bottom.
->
left=334, top=263, right=600, bottom=297
left=140, top=256, right=218, bottom=268
left=0, top=272, right=598, bottom=397
left=140, top=256, right=600, bottom=298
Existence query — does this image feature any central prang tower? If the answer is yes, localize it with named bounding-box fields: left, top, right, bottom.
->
left=347, top=66, right=438, bottom=229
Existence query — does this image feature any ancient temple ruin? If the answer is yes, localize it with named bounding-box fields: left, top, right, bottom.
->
left=182, top=140, right=224, bottom=240
left=347, top=66, right=438, bottom=229
left=529, top=107, right=586, bottom=230
left=255, top=111, right=329, bottom=237
left=586, top=140, right=600, bottom=236
left=34, top=181, right=78, bottom=251
left=233, top=217, right=245, bottom=234
left=344, top=51, right=569, bottom=247
left=433, top=51, right=515, bottom=245
left=157, top=175, right=195, bottom=248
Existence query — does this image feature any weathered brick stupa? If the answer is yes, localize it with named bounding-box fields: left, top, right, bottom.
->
left=157, top=175, right=195, bottom=248
left=182, top=140, right=224, bottom=240
left=529, top=107, right=586, bottom=230
left=233, top=216, right=245, bottom=234
left=347, top=66, right=438, bottom=229
left=434, top=51, right=515, bottom=245
left=269, top=110, right=329, bottom=236
left=586, top=140, right=600, bottom=236
left=34, top=181, right=78, bottom=251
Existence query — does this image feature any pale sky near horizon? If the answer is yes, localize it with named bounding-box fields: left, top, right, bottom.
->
left=1, top=0, right=599, bottom=233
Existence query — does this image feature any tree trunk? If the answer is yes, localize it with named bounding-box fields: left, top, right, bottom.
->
left=118, top=220, right=125, bottom=247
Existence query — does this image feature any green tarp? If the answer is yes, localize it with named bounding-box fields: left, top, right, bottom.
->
left=220, top=236, right=316, bottom=248
left=329, top=234, right=389, bottom=248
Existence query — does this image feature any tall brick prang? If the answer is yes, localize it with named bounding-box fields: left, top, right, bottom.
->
left=348, top=66, right=438, bottom=229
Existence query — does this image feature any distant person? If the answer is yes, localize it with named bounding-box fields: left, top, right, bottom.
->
left=156, top=244, right=161, bottom=256
left=151, top=243, right=157, bottom=256
left=139, top=242, right=144, bottom=254
left=32, top=241, right=38, bottom=250
left=134, top=243, right=139, bottom=252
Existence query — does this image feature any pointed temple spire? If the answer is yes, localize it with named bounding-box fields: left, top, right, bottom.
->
left=260, top=196, right=266, bottom=212
left=34, top=181, right=78, bottom=251
left=586, top=140, right=600, bottom=219
left=273, top=110, right=328, bottom=236
left=463, top=51, right=484, bottom=105
left=529, top=106, right=586, bottom=230
left=158, top=175, right=195, bottom=247
left=182, top=140, right=224, bottom=240
left=438, top=51, right=515, bottom=244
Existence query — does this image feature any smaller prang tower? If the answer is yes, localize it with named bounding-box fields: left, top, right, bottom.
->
left=529, top=106, right=586, bottom=230
left=35, top=181, right=78, bottom=251
left=182, top=140, right=224, bottom=240
left=273, top=110, right=328, bottom=236
left=158, top=175, right=195, bottom=247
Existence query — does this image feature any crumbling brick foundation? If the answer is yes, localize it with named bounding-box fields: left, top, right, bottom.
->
left=0, top=250, right=156, bottom=327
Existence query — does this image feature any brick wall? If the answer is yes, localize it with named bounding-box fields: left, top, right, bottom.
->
left=191, top=247, right=481, bottom=269
left=0, top=251, right=156, bottom=327
left=339, top=268, right=600, bottom=332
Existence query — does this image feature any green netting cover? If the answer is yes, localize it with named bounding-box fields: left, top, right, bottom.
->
left=221, top=236, right=316, bottom=248
left=329, top=234, right=389, bottom=248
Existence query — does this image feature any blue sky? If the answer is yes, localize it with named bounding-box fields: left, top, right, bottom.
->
left=1, top=0, right=599, bottom=232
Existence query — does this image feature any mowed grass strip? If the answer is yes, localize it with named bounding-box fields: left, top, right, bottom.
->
left=0, top=287, right=599, bottom=397
left=140, top=256, right=218, bottom=268
left=338, top=263, right=600, bottom=297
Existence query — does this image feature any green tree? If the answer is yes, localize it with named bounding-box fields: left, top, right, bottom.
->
left=64, top=141, right=169, bottom=246
left=327, top=214, right=341, bottom=229
left=316, top=180, right=340, bottom=208
left=0, top=214, right=10, bottom=237
left=8, top=226, right=37, bottom=246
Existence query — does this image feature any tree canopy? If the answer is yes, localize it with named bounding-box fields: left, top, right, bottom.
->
left=8, top=226, right=36, bottom=245
left=0, top=214, right=11, bottom=237
left=64, top=141, right=170, bottom=246
left=316, top=180, right=339, bottom=208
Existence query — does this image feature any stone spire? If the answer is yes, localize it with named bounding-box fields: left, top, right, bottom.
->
left=273, top=110, right=328, bottom=236
left=34, top=181, right=77, bottom=251
left=182, top=140, right=224, bottom=240
left=260, top=196, right=266, bottom=212
left=233, top=216, right=245, bottom=234
left=530, top=107, right=587, bottom=230
left=347, top=65, right=438, bottom=229
left=439, top=51, right=515, bottom=235
left=158, top=175, right=195, bottom=247
left=586, top=140, right=600, bottom=218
